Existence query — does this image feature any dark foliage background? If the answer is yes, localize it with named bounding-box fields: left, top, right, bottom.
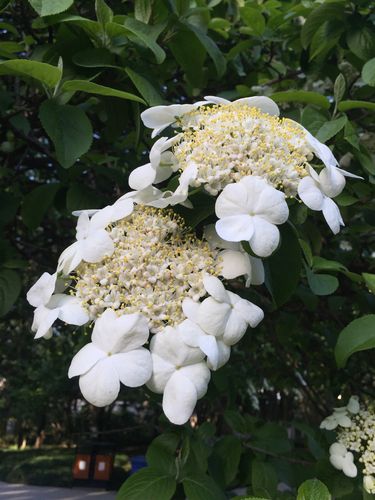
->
left=0, top=0, right=374, bottom=498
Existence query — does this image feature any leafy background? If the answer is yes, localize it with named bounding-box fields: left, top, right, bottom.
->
left=0, top=0, right=374, bottom=498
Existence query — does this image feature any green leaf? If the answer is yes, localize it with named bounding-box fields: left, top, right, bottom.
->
left=66, top=184, right=99, bottom=213
left=0, top=0, right=11, bottom=13
left=21, top=183, right=61, bottom=230
left=182, top=473, right=226, bottom=500
left=169, top=27, right=206, bottom=87
left=265, top=223, right=302, bottom=307
left=335, top=315, right=375, bottom=368
left=315, top=116, right=347, bottom=143
left=146, top=433, right=179, bottom=476
left=117, top=467, right=176, bottom=500
left=184, top=22, right=227, bottom=78
left=251, top=460, right=277, bottom=499
left=0, top=192, right=20, bottom=226
left=125, top=67, right=164, bottom=105
left=240, top=6, right=266, bottom=36
left=362, top=273, right=375, bottom=294
left=134, top=0, right=152, bottom=23
left=0, top=269, right=21, bottom=317
left=306, top=269, right=339, bottom=296
left=95, top=0, right=113, bottom=27
left=362, top=58, right=375, bottom=87
left=0, top=59, right=62, bottom=88
left=174, top=191, right=215, bottom=228
left=344, top=120, right=359, bottom=150
left=28, top=0, right=73, bottom=16
left=270, top=91, right=330, bottom=109
left=312, top=257, right=347, bottom=273
left=338, top=100, right=375, bottom=112
left=61, top=80, right=146, bottom=104
left=334, top=74, right=346, bottom=104
left=301, top=107, right=328, bottom=135
left=210, top=436, right=242, bottom=487
left=39, top=100, right=93, bottom=168
left=107, top=18, right=166, bottom=64
left=346, top=27, right=375, bottom=61
left=252, top=423, right=291, bottom=454
left=301, top=4, right=345, bottom=49
left=72, top=48, right=115, bottom=68
left=309, top=21, right=344, bottom=60
left=297, top=478, right=331, bottom=500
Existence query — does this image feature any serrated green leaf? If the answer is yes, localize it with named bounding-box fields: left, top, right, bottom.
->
left=61, top=80, right=146, bottom=104
left=28, top=0, right=73, bottom=16
left=335, top=315, right=375, bottom=368
left=271, top=91, right=330, bottom=109
left=297, top=478, right=331, bottom=500
left=0, top=59, right=61, bottom=88
left=39, top=100, right=93, bottom=168
left=0, top=269, right=21, bottom=317
left=117, top=467, right=176, bottom=500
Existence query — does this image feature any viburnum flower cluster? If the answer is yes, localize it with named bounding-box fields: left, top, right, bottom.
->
left=321, top=396, right=375, bottom=494
left=27, top=94, right=360, bottom=425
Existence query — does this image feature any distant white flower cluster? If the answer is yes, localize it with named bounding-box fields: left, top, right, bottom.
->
left=321, top=396, right=375, bottom=494
left=27, top=95, right=361, bottom=426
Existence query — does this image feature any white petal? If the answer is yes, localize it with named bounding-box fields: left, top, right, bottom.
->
left=76, top=212, right=90, bottom=240
left=207, top=340, right=231, bottom=370
left=298, top=176, right=324, bottom=211
left=79, top=358, right=120, bottom=407
left=32, top=305, right=59, bottom=339
left=57, top=241, right=82, bottom=274
left=175, top=162, right=197, bottom=194
left=336, top=166, right=363, bottom=179
left=343, top=461, right=357, bottom=478
left=92, top=309, right=149, bottom=353
left=319, top=167, right=345, bottom=198
left=141, top=104, right=195, bottom=137
left=149, top=326, right=204, bottom=365
left=203, top=275, right=229, bottom=303
left=27, top=272, right=57, bottom=307
left=322, top=197, right=344, bottom=234
left=198, top=297, right=231, bottom=337
left=222, top=310, right=248, bottom=346
left=347, top=396, right=360, bottom=414
left=147, top=352, right=175, bottom=393
left=234, top=96, right=280, bottom=116
left=129, top=163, right=157, bottom=190
left=179, top=362, right=211, bottom=399
left=203, top=224, right=240, bottom=251
left=111, top=348, right=152, bottom=387
left=250, top=256, right=265, bottom=285
left=162, top=371, right=198, bottom=425
left=330, top=443, right=347, bottom=456
left=305, top=130, right=338, bottom=169
left=250, top=216, right=281, bottom=257
left=68, top=343, right=105, bottom=378
left=179, top=319, right=206, bottom=348
left=254, top=185, right=289, bottom=224
left=81, top=230, right=114, bottom=263
left=48, top=295, right=89, bottom=326
left=330, top=454, right=344, bottom=471
left=197, top=335, right=220, bottom=370
left=232, top=295, right=264, bottom=327
left=220, top=249, right=252, bottom=280
left=204, top=95, right=230, bottom=105
left=216, top=215, right=254, bottom=243
left=182, top=298, right=200, bottom=321
left=215, top=182, right=250, bottom=218
left=90, top=199, right=134, bottom=229
left=337, top=414, right=352, bottom=427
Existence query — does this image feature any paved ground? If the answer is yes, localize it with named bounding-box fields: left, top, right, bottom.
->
left=0, top=481, right=116, bottom=499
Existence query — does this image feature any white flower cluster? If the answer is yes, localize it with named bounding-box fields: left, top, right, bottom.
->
left=321, top=396, right=375, bottom=494
left=27, top=94, right=362, bottom=426
left=131, top=95, right=361, bottom=236
left=27, top=202, right=264, bottom=425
